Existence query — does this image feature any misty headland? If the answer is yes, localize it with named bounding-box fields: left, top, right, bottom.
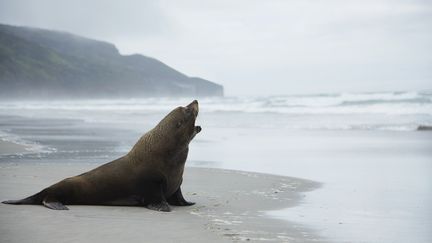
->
left=0, top=23, right=224, bottom=99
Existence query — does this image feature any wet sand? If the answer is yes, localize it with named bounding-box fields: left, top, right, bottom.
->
left=3, top=106, right=430, bottom=242
left=0, top=163, right=323, bottom=243
left=0, top=140, right=31, bottom=155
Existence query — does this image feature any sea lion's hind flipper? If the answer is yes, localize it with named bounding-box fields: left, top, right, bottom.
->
left=2, top=199, right=25, bottom=204
left=167, top=187, right=195, bottom=206
left=42, top=197, right=69, bottom=210
left=2, top=193, right=41, bottom=205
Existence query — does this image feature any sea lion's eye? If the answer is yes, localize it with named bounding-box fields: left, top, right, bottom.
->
left=176, top=121, right=182, bottom=128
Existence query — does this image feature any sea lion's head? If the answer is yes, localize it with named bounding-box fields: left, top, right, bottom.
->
left=129, top=100, right=201, bottom=159
left=157, top=100, right=201, bottom=149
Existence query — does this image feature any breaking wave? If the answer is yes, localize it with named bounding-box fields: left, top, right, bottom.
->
left=0, top=91, right=431, bottom=131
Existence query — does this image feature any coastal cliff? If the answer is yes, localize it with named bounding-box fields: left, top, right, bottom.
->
left=0, top=24, right=223, bottom=99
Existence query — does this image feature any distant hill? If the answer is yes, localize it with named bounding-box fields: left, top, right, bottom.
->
left=0, top=24, right=223, bottom=99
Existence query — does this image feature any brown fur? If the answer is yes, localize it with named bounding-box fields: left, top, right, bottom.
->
left=2, top=100, right=201, bottom=211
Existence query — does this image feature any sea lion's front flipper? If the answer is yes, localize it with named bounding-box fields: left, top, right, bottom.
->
left=144, top=181, right=171, bottom=212
left=42, top=197, right=69, bottom=210
left=167, top=187, right=195, bottom=206
left=147, top=201, right=170, bottom=212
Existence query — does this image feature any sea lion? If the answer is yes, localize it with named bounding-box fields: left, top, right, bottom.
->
left=2, top=100, right=202, bottom=212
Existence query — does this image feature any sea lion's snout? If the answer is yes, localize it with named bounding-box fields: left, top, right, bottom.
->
left=186, top=100, right=199, bottom=117
left=186, top=100, right=201, bottom=137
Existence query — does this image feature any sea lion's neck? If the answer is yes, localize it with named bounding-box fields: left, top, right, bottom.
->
left=128, top=128, right=188, bottom=162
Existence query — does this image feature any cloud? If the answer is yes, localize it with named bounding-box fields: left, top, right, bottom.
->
left=0, top=0, right=171, bottom=39
left=1, top=0, right=431, bottom=95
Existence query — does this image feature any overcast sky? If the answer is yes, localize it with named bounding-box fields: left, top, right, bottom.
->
left=1, top=0, right=431, bottom=95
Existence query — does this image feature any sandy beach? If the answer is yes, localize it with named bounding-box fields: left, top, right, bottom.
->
left=0, top=97, right=431, bottom=243
left=0, top=163, right=322, bottom=243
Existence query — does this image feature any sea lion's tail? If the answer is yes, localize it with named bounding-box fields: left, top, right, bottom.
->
left=2, top=191, right=44, bottom=205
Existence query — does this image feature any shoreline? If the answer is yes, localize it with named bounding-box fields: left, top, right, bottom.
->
left=0, top=140, right=32, bottom=156
left=0, top=162, right=324, bottom=243
left=2, top=109, right=430, bottom=242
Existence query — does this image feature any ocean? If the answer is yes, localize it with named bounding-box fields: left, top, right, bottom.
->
left=1, top=91, right=431, bottom=242
left=1, top=91, right=431, bottom=131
